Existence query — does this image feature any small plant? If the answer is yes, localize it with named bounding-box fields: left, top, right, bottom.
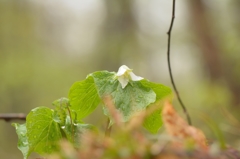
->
left=12, top=65, right=172, bottom=159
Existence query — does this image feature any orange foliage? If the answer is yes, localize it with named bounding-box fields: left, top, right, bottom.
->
left=162, top=101, right=208, bottom=151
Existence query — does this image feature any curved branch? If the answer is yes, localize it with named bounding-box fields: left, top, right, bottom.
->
left=167, top=0, right=192, bottom=125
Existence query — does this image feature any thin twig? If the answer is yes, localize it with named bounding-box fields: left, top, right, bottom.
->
left=0, top=113, right=26, bottom=122
left=167, top=0, right=192, bottom=125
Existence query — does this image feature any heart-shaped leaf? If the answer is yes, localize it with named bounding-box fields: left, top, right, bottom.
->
left=69, top=76, right=101, bottom=120
left=26, top=107, right=62, bottom=155
left=90, top=71, right=156, bottom=122
left=141, top=80, right=172, bottom=133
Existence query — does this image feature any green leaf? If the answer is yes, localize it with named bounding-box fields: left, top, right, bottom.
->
left=68, top=76, right=101, bottom=120
left=26, top=107, right=62, bottom=155
left=76, top=123, right=98, bottom=133
left=12, top=123, right=29, bottom=159
left=53, top=107, right=67, bottom=126
left=90, top=71, right=156, bottom=122
left=63, top=116, right=98, bottom=148
left=52, top=98, right=69, bottom=126
left=52, top=97, right=70, bottom=108
left=61, top=116, right=77, bottom=145
left=73, top=123, right=98, bottom=147
left=140, top=80, right=172, bottom=101
left=141, top=80, right=172, bottom=133
left=143, top=109, right=162, bottom=134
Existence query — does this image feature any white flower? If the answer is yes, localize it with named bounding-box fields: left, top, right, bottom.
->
left=116, top=65, right=143, bottom=89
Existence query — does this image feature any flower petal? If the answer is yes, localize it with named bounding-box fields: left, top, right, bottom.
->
left=116, top=65, right=131, bottom=76
left=116, top=65, right=143, bottom=89
left=118, top=75, right=129, bottom=89
left=129, top=72, right=143, bottom=81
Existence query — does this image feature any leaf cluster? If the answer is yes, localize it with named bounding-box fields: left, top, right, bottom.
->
left=13, top=69, right=172, bottom=158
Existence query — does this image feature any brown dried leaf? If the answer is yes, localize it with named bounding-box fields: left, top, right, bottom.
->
left=162, top=101, right=208, bottom=151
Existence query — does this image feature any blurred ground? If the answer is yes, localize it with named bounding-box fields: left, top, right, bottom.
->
left=0, top=0, right=240, bottom=158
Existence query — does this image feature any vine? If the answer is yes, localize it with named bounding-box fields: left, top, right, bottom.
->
left=167, top=0, right=192, bottom=125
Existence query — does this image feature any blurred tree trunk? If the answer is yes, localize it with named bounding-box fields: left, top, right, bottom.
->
left=95, top=0, right=139, bottom=71
left=188, top=0, right=223, bottom=80
left=188, top=0, right=240, bottom=106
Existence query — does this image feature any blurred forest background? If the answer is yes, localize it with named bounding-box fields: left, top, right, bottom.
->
left=0, top=0, right=240, bottom=158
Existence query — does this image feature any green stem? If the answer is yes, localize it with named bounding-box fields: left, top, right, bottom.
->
left=105, top=118, right=112, bottom=137
left=67, top=107, right=74, bottom=143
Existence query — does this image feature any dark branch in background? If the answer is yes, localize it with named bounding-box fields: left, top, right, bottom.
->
left=0, top=113, right=26, bottom=122
left=167, top=0, right=192, bottom=125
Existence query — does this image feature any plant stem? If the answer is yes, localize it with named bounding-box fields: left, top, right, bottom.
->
left=67, top=107, right=74, bottom=142
left=105, top=118, right=112, bottom=137
left=167, top=0, right=192, bottom=125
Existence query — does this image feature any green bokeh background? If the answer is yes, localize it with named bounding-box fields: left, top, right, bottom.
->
left=0, top=0, right=240, bottom=158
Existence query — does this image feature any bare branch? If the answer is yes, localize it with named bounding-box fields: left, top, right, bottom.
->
left=0, top=113, right=26, bottom=122
left=167, top=0, right=192, bottom=125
